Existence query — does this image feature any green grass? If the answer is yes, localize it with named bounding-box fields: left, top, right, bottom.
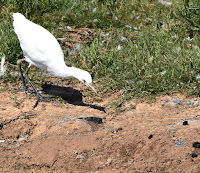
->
left=0, top=0, right=200, bottom=106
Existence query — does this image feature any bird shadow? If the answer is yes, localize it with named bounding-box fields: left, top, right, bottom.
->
left=41, top=84, right=106, bottom=113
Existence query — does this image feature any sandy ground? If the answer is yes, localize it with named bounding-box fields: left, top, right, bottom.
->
left=0, top=83, right=200, bottom=173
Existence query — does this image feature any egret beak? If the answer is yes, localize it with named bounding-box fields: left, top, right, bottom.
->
left=85, top=81, right=97, bottom=94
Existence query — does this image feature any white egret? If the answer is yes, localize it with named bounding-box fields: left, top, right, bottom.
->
left=13, top=13, right=97, bottom=108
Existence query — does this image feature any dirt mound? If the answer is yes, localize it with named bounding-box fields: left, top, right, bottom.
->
left=0, top=90, right=200, bottom=172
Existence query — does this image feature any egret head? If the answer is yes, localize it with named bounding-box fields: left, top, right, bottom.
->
left=72, top=67, right=97, bottom=94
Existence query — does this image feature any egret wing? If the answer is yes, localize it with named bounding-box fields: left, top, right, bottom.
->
left=13, top=14, right=65, bottom=70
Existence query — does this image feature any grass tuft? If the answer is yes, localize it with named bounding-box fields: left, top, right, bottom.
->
left=0, top=0, right=199, bottom=105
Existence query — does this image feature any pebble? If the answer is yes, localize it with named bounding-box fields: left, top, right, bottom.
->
left=188, top=100, right=199, bottom=108
left=0, top=139, right=5, bottom=143
left=93, top=19, right=99, bottom=23
left=42, top=133, right=47, bottom=137
left=73, top=150, right=78, bottom=154
left=76, top=155, right=85, bottom=160
left=158, top=0, right=172, bottom=6
left=163, top=99, right=169, bottom=104
left=99, top=40, right=106, bottom=46
left=92, top=7, right=97, bottom=13
left=120, top=89, right=127, bottom=95
left=192, top=153, right=198, bottom=158
left=176, top=119, right=200, bottom=126
left=120, top=36, right=127, bottom=42
left=105, top=158, right=112, bottom=165
left=88, top=30, right=93, bottom=35
left=125, top=25, right=132, bottom=29
left=183, top=121, right=188, bottom=125
left=101, top=32, right=110, bottom=38
left=196, top=75, right=200, bottom=81
left=117, top=45, right=122, bottom=51
left=193, top=142, right=200, bottom=148
left=20, top=134, right=29, bottom=139
left=161, top=70, right=166, bottom=76
left=66, top=26, right=72, bottom=30
left=174, top=140, right=185, bottom=148
left=148, top=134, right=153, bottom=139
left=172, top=98, right=183, bottom=104
left=79, top=116, right=103, bottom=124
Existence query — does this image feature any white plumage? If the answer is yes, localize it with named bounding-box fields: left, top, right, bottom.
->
left=13, top=13, right=96, bottom=107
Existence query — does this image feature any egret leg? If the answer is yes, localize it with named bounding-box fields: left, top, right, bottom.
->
left=23, top=65, right=53, bottom=108
left=17, top=59, right=29, bottom=95
left=17, top=59, right=56, bottom=108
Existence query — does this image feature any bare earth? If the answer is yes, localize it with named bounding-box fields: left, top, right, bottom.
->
left=0, top=84, right=200, bottom=172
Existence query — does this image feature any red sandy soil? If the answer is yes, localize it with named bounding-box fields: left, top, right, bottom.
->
left=0, top=85, right=200, bottom=172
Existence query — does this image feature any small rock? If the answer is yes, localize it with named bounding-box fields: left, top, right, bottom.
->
left=188, top=100, right=199, bottom=108
left=88, top=30, right=93, bottom=35
left=172, top=98, right=183, bottom=104
left=115, top=127, right=122, bottom=132
left=186, top=37, right=193, bottom=41
left=193, top=142, right=200, bottom=148
left=158, top=0, right=172, bottom=6
left=168, top=129, right=178, bottom=133
left=192, top=153, right=198, bottom=158
left=120, top=36, right=127, bottom=42
left=76, top=155, right=85, bottom=160
left=163, top=99, right=169, bottom=104
left=79, top=117, right=103, bottom=124
left=125, top=25, right=132, bottom=29
left=20, top=134, right=29, bottom=139
left=80, top=36, right=85, bottom=41
left=105, top=158, right=112, bottom=165
left=99, top=40, right=106, bottom=46
left=0, top=139, right=5, bottom=143
left=101, top=32, right=110, bottom=38
left=148, top=134, right=153, bottom=139
left=196, top=74, right=200, bottom=81
left=120, top=89, right=127, bottom=95
left=183, top=121, right=188, bottom=125
left=73, top=150, right=78, bottom=154
left=67, top=26, right=72, bottom=30
left=161, top=70, right=166, bottom=76
left=42, top=133, right=47, bottom=137
left=93, top=19, right=99, bottom=23
left=174, top=140, right=185, bottom=148
left=117, top=45, right=122, bottom=51
left=92, top=7, right=97, bottom=13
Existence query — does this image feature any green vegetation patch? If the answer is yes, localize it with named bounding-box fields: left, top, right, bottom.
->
left=0, top=0, right=199, bottom=103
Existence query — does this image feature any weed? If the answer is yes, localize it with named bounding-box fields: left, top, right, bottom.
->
left=0, top=0, right=199, bottom=105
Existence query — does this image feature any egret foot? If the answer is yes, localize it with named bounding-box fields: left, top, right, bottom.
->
left=33, top=93, right=57, bottom=108
left=33, top=93, right=50, bottom=108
